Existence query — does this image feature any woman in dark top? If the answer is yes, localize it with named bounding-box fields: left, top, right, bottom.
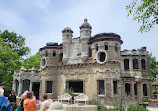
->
left=8, top=90, right=16, bottom=110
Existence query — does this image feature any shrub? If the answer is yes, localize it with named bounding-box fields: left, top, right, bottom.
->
left=127, top=104, right=149, bottom=111
left=95, top=100, right=107, bottom=111
left=65, top=88, right=73, bottom=96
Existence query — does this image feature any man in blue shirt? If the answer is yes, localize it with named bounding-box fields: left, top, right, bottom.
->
left=0, top=83, right=12, bottom=111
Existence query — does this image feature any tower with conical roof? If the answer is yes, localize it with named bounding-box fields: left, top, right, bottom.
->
left=62, top=27, right=73, bottom=61
left=80, top=18, right=92, bottom=61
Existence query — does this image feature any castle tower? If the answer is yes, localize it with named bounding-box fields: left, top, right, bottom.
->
left=62, top=27, right=73, bottom=61
left=80, top=18, right=92, bottom=61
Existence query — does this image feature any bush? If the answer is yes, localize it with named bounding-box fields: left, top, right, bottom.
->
left=65, top=88, right=73, bottom=96
left=127, top=104, right=149, bottom=111
left=91, top=97, right=107, bottom=111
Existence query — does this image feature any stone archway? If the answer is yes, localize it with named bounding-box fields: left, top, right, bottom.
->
left=22, top=79, right=30, bottom=93
left=125, top=83, right=131, bottom=95
left=32, top=82, right=40, bottom=100
left=15, top=80, right=19, bottom=95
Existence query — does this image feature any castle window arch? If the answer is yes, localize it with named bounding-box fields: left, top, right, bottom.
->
left=96, top=44, right=98, bottom=52
left=59, top=53, right=63, bottom=61
left=45, top=50, right=48, bottom=57
left=141, top=59, right=146, bottom=70
left=143, top=84, right=148, bottom=96
left=88, top=47, right=92, bottom=57
left=134, top=83, right=138, bottom=96
left=115, top=43, right=118, bottom=51
left=133, top=59, right=138, bottom=69
left=53, top=51, right=56, bottom=57
left=104, top=43, right=108, bottom=50
left=125, top=83, right=131, bottom=96
left=124, top=59, right=129, bottom=70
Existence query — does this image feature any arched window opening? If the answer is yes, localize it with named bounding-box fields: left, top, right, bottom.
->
left=59, top=53, right=63, bottom=61
left=53, top=51, right=56, bottom=57
left=88, top=47, right=92, bottom=57
left=100, top=52, right=105, bottom=62
left=133, top=59, right=138, bottom=69
left=113, top=81, right=117, bottom=94
left=125, top=83, right=131, bottom=95
left=141, top=59, right=146, bottom=70
left=45, top=51, right=48, bottom=57
left=105, top=45, right=108, bottom=50
left=96, top=45, right=98, bottom=52
left=134, top=83, right=138, bottom=96
left=115, top=43, right=118, bottom=51
left=143, top=84, right=148, bottom=96
left=97, top=80, right=105, bottom=95
left=124, top=59, right=129, bottom=70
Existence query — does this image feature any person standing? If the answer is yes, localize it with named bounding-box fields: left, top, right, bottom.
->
left=40, top=94, right=53, bottom=111
left=19, top=91, right=28, bottom=111
left=0, top=83, right=5, bottom=97
left=8, top=90, right=16, bottom=110
left=23, top=91, right=36, bottom=111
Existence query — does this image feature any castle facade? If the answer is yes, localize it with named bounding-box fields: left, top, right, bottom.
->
left=13, top=19, right=152, bottom=105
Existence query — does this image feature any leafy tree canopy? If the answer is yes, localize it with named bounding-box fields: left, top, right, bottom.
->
left=150, top=55, right=158, bottom=81
left=0, top=30, right=30, bottom=95
left=22, top=52, right=41, bottom=69
left=127, top=0, right=158, bottom=33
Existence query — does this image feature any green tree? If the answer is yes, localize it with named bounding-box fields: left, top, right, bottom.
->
left=22, top=52, right=41, bottom=69
left=150, top=56, right=158, bottom=81
left=126, top=0, right=158, bottom=33
left=0, top=30, right=30, bottom=95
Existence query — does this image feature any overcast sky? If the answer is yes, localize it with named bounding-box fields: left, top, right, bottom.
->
left=0, top=0, right=157, bottom=59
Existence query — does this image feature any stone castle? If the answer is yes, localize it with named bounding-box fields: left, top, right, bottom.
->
left=13, top=19, right=152, bottom=105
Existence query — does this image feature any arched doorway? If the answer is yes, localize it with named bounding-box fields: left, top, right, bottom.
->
left=125, top=83, right=131, bottom=95
left=32, top=82, right=40, bottom=100
left=22, top=79, right=30, bottom=93
left=15, top=80, right=19, bottom=95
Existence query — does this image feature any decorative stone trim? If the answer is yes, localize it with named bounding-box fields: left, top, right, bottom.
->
left=96, top=50, right=108, bottom=64
left=41, top=57, right=47, bottom=69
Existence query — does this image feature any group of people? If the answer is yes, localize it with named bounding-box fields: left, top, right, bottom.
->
left=0, top=83, right=14, bottom=111
left=18, top=91, right=53, bottom=111
left=0, top=83, right=54, bottom=111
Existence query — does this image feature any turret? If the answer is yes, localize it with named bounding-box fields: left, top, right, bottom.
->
left=62, top=27, right=73, bottom=61
left=79, top=19, right=92, bottom=61
left=39, top=42, right=62, bottom=69
left=80, top=18, right=92, bottom=39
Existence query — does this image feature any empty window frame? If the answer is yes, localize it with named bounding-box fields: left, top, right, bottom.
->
left=113, top=81, right=117, bottom=94
left=105, top=44, right=108, bottom=50
left=88, top=47, right=92, bottom=57
left=45, top=51, right=48, bottom=57
left=133, top=59, right=138, bottom=69
left=46, top=81, right=53, bottom=93
left=100, top=52, right=106, bottom=62
left=125, top=83, right=131, bottom=95
left=115, top=43, right=118, bottom=51
left=59, top=53, right=63, bottom=61
left=69, top=81, right=83, bottom=93
left=53, top=51, right=56, bottom=57
left=97, top=80, right=105, bottom=95
left=134, top=83, right=138, bottom=96
left=124, top=59, right=129, bottom=70
left=143, top=84, right=148, bottom=96
left=96, top=45, right=98, bottom=52
left=141, top=59, right=146, bottom=70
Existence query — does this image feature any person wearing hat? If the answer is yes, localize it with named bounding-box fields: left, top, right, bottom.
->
left=0, top=88, right=12, bottom=111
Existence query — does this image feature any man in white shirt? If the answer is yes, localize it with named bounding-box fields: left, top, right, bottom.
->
left=0, top=83, right=5, bottom=97
left=40, top=94, right=53, bottom=111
